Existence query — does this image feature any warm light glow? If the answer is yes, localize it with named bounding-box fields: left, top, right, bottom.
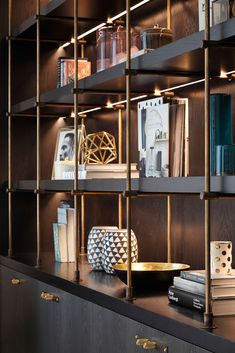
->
left=110, top=0, right=150, bottom=22
left=106, top=101, right=113, bottom=108
left=225, top=70, right=235, bottom=76
left=62, top=0, right=150, bottom=47
left=71, top=37, right=75, bottom=43
left=77, top=107, right=102, bottom=115
left=60, top=41, right=70, bottom=49
left=77, top=23, right=106, bottom=41
left=159, top=79, right=205, bottom=93
left=130, top=95, right=147, bottom=101
left=71, top=111, right=75, bottom=118
left=220, top=70, right=227, bottom=78
left=154, top=89, right=161, bottom=96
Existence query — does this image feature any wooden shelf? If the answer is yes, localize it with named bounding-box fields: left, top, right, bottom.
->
left=12, top=18, right=235, bottom=115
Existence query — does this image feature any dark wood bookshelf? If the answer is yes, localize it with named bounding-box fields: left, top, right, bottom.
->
left=12, top=18, right=235, bottom=115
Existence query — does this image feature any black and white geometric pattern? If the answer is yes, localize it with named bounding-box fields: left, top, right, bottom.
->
left=87, top=226, right=118, bottom=270
left=102, top=229, right=138, bottom=274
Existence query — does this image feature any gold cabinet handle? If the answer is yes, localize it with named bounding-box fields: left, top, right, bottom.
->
left=135, top=336, right=168, bottom=352
left=143, top=341, right=158, bottom=350
left=135, top=336, right=149, bottom=346
left=11, top=278, right=21, bottom=285
left=40, top=291, right=59, bottom=302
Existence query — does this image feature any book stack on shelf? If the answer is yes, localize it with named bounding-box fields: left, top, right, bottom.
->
left=57, top=57, right=91, bottom=87
left=168, top=269, right=235, bottom=316
left=53, top=201, right=75, bottom=262
left=78, top=163, right=139, bottom=179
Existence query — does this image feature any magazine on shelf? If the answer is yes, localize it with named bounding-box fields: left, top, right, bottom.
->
left=138, top=97, right=189, bottom=178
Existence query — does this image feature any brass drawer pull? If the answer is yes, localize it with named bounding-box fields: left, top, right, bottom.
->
left=11, top=278, right=21, bottom=285
left=135, top=336, right=168, bottom=352
left=40, top=291, right=59, bottom=302
left=136, top=337, right=149, bottom=346
left=143, top=340, right=158, bottom=350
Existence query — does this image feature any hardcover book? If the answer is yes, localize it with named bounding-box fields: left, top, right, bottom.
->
left=168, top=286, right=235, bottom=316
left=57, top=57, right=91, bottom=87
left=174, top=276, right=235, bottom=298
left=181, top=269, right=235, bottom=286
left=210, top=93, right=232, bottom=175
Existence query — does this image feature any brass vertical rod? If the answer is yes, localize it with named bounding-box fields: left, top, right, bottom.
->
left=167, top=195, right=172, bottom=262
left=81, top=43, right=85, bottom=59
left=36, top=0, right=41, bottom=268
left=80, top=116, right=85, bottom=256
left=167, top=0, right=171, bottom=29
left=204, top=0, right=213, bottom=328
left=125, top=0, right=133, bottom=301
left=118, top=108, right=123, bottom=229
left=8, top=0, right=12, bottom=257
left=74, top=0, right=80, bottom=281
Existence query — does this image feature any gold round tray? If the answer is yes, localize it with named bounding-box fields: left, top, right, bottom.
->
left=113, top=262, right=190, bottom=288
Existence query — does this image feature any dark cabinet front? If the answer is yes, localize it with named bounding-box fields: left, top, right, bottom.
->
left=0, top=265, right=212, bottom=353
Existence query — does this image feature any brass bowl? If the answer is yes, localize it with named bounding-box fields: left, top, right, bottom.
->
left=113, top=262, right=190, bottom=289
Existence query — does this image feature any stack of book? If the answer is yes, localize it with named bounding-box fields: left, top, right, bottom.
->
left=168, top=269, right=235, bottom=316
left=53, top=201, right=75, bottom=262
left=78, top=163, right=139, bottom=179
left=57, top=57, right=91, bottom=87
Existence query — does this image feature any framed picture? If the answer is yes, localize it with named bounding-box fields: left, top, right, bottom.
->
left=52, top=125, right=85, bottom=179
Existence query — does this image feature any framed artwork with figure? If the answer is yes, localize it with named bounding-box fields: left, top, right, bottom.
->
left=52, top=125, right=85, bottom=179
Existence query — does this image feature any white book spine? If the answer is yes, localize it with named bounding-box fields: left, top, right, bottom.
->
left=174, top=276, right=205, bottom=296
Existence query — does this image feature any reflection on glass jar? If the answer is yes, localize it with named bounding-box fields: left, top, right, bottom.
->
left=111, top=26, right=140, bottom=66
left=96, top=24, right=115, bottom=72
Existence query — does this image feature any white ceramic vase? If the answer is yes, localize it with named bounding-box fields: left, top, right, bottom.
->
left=102, top=229, right=138, bottom=274
left=87, top=226, right=118, bottom=270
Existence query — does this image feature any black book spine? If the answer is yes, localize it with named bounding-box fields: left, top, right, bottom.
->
left=57, top=58, right=61, bottom=88
left=168, top=286, right=205, bottom=313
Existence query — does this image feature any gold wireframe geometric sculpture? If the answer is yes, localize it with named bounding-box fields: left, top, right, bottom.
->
left=82, top=131, right=117, bottom=164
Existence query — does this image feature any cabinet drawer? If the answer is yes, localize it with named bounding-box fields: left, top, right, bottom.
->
left=0, top=265, right=212, bottom=353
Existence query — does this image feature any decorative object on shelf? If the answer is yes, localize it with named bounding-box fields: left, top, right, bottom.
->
left=216, top=144, right=235, bottom=175
left=57, top=57, right=91, bottom=88
left=102, top=229, right=138, bottom=274
left=212, top=0, right=230, bottom=25
left=210, top=94, right=232, bottom=175
left=82, top=131, right=117, bottom=164
left=210, top=241, right=232, bottom=274
left=199, top=0, right=232, bottom=30
left=140, top=25, right=173, bottom=50
left=96, top=24, right=115, bottom=72
left=138, top=97, right=189, bottom=178
left=110, top=26, right=140, bottom=66
left=113, top=262, right=190, bottom=288
left=87, top=226, right=118, bottom=270
left=52, top=125, right=86, bottom=179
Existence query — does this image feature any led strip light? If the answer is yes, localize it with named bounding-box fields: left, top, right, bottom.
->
left=73, top=68, right=234, bottom=116
left=60, top=0, right=151, bottom=48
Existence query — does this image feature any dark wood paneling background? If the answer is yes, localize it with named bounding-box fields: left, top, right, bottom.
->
left=1, top=0, right=235, bottom=270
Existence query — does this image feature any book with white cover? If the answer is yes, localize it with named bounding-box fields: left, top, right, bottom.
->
left=53, top=223, right=68, bottom=262
left=181, top=269, right=235, bottom=286
left=144, top=103, right=169, bottom=177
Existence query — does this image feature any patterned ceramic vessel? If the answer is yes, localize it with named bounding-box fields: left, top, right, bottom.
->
left=102, top=229, right=138, bottom=274
left=87, top=226, right=118, bottom=270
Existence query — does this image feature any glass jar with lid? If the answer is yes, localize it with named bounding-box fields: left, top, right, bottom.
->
left=96, top=24, right=115, bottom=72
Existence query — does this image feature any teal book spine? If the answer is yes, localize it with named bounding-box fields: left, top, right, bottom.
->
left=210, top=94, right=232, bottom=175
left=53, top=223, right=61, bottom=262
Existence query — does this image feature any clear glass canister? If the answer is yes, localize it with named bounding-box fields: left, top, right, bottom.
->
left=111, top=26, right=140, bottom=66
left=96, top=24, right=114, bottom=72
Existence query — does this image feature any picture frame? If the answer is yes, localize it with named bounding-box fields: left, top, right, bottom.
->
left=52, top=125, right=85, bottom=180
